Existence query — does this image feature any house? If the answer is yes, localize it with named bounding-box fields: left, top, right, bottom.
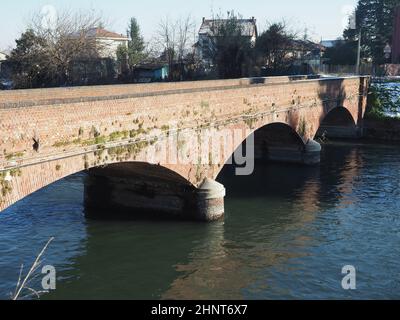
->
left=290, top=40, right=325, bottom=71
left=258, top=39, right=325, bottom=76
left=69, top=58, right=117, bottom=86
left=0, top=51, right=13, bottom=89
left=195, top=17, right=258, bottom=67
left=0, top=51, right=7, bottom=74
left=85, top=28, right=129, bottom=60
left=133, top=64, right=169, bottom=83
left=0, top=52, right=6, bottom=62
left=67, top=28, right=128, bottom=85
left=320, top=40, right=345, bottom=49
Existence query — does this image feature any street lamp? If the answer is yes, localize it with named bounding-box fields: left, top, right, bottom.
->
left=384, top=44, right=392, bottom=63
left=348, top=9, right=361, bottom=75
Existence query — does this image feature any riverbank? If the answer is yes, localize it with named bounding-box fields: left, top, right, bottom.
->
left=362, top=80, right=400, bottom=142
left=363, top=118, right=400, bottom=143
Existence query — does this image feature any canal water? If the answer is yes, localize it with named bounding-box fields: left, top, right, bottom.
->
left=0, top=141, right=399, bottom=300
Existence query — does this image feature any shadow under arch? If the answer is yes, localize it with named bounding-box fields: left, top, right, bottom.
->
left=316, top=106, right=359, bottom=139
left=2, top=159, right=195, bottom=216
left=236, top=122, right=321, bottom=170
left=216, top=122, right=321, bottom=184
left=253, top=122, right=306, bottom=156
left=84, top=161, right=197, bottom=221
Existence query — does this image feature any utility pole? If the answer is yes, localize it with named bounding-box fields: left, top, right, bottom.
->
left=356, top=29, right=361, bottom=75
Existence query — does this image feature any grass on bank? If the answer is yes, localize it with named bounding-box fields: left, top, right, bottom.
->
left=365, top=83, right=400, bottom=121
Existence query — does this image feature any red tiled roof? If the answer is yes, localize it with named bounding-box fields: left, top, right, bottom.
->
left=87, top=28, right=128, bottom=39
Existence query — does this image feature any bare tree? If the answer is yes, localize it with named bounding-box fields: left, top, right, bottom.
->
left=156, top=15, right=196, bottom=81
left=32, top=9, right=107, bottom=83
left=10, top=9, right=107, bottom=87
left=157, top=17, right=177, bottom=80
left=176, top=15, right=196, bottom=63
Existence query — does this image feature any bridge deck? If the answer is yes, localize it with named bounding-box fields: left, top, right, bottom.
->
left=0, top=75, right=351, bottom=109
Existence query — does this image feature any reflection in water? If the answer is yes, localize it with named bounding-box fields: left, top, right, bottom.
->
left=0, top=141, right=400, bottom=300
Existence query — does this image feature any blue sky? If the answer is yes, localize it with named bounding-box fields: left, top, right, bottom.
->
left=0, top=0, right=358, bottom=50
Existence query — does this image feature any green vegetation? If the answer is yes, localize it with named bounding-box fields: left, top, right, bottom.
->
left=343, top=0, right=400, bottom=65
left=53, top=139, right=82, bottom=148
left=244, top=117, right=257, bottom=129
left=200, top=101, right=210, bottom=109
left=107, top=140, right=151, bottom=162
left=298, top=118, right=307, bottom=137
left=0, top=169, right=22, bottom=202
left=53, top=125, right=154, bottom=149
left=366, top=84, right=400, bottom=121
left=5, top=152, right=25, bottom=161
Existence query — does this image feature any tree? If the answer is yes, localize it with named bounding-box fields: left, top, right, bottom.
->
left=157, top=17, right=177, bottom=80
left=9, top=9, right=105, bottom=88
left=126, top=18, right=146, bottom=69
left=207, top=11, right=253, bottom=79
left=116, top=44, right=129, bottom=75
left=324, top=41, right=358, bottom=65
left=344, top=0, right=400, bottom=64
left=255, top=22, right=297, bottom=75
left=8, top=29, right=52, bottom=88
left=156, top=15, right=195, bottom=80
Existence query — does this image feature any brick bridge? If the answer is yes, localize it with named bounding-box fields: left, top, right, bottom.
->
left=0, top=75, right=369, bottom=221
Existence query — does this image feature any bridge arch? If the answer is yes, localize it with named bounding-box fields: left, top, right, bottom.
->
left=214, top=121, right=321, bottom=184
left=84, top=161, right=198, bottom=220
left=1, top=159, right=194, bottom=212
left=253, top=122, right=306, bottom=162
left=317, top=106, right=359, bottom=139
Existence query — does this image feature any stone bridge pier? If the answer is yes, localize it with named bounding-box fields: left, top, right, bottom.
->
left=0, top=76, right=369, bottom=222
left=85, top=164, right=226, bottom=222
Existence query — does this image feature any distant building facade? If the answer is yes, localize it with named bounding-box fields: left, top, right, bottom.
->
left=85, top=28, right=129, bottom=60
left=320, top=40, right=344, bottom=49
left=68, top=28, right=129, bottom=85
left=194, top=17, right=258, bottom=67
left=0, top=52, right=7, bottom=74
left=291, top=40, right=325, bottom=72
left=133, top=64, right=169, bottom=83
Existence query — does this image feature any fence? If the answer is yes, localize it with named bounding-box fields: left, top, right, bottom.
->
left=312, top=64, right=399, bottom=77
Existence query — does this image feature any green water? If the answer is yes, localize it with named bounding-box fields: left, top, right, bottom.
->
left=1, top=141, right=400, bottom=299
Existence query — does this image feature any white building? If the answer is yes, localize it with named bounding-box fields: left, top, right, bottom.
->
left=194, top=17, right=258, bottom=66
left=0, top=51, right=7, bottom=75
left=85, top=28, right=129, bottom=60
left=0, top=52, right=6, bottom=61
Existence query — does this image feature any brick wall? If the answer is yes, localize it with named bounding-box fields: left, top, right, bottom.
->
left=0, top=76, right=369, bottom=211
